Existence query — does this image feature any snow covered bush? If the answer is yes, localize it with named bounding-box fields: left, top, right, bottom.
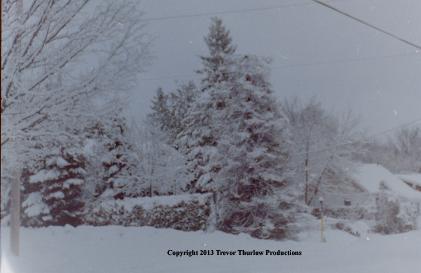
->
left=85, top=194, right=212, bottom=231
left=314, top=207, right=374, bottom=221
left=221, top=199, right=297, bottom=240
left=374, top=191, right=419, bottom=234
left=334, top=222, right=360, bottom=237
left=17, top=109, right=149, bottom=227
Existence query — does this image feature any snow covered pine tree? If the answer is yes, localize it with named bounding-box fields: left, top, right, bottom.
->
left=149, top=82, right=198, bottom=145
left=22, top=148, right=86, bottom=227
left=170, top=18, right=295, bottom=238
left=175, top=17, right=237, bottom=193
left=197, top=17, right=237, bottom=90
left=216, top=56, right=294, bottom=239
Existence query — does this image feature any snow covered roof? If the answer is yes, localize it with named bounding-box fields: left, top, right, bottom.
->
left=398, top=174, right=421, bottom=187
left=350, top=164, right=421, bottom=200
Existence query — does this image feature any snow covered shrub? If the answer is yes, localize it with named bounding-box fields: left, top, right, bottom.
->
left=317, top=207, right=374, bottom=221
left=85, top=194, right=212, bottom=231
left=374, top=193, right=419, bottom=234
left=334, top=222, right=361, bottom=237
left=22, top=148, right=86, bottom=227
left=147, top=201, right=211, bottom=231
left=220, top=199, right=296, bottom=240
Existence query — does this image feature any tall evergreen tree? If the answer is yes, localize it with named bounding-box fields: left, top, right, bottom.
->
left=170, top=81, right=199, bottom=142
left=149, top=82, right=199, bottom=145
left=150, top=88, right=171, bottom=132
left=216, top=55, right=293, bottom=239
left=149, top=18, right=295, bottom=238
left=174, top=18, right=238, bottom=192
left=175, top=87, right=223, bottom=192
left=198, top=17, right=237, bottom=89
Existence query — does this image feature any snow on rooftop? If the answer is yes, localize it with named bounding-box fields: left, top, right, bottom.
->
left=398, top=174, right=421, bottom=186
left=351, top=164, right=421, bottom=201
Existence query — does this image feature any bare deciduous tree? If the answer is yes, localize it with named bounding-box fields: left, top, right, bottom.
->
left=1, top=0, right=151, bottom=254
left=2, top=0, right=151, bottom=153
left=282, top=98, right=361, bottom=205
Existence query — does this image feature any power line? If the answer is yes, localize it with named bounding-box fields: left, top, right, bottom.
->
left=311, top=0, right=421, bottom=51
left=140, top=0, right=354, bottom=22
left=141, top=3, right=306, bottom=22
left=136, top=2, right=421, bottom=160
left=140, top=0, right=421, bottom=54
left=138, top=51, right=420, bottom=82
left=366, top=117, right=421, bottom=140
left=137, top=0, right=421, bottom=82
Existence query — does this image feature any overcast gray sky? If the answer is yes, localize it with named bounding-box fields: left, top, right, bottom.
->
left=129, top=0, right=421, bottom=135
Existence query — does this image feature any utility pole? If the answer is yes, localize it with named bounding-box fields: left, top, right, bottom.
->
left=304, top=158, right=309, bottom=205
left=319, top=197, right=326, bottom=243
left=10, top=168, right=21, bottom=256
left=10, top=0, right=24, bottom=256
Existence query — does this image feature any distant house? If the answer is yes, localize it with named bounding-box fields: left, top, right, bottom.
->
left=310, top=164, right=421, bottom=217
left=309, top=164, right=421, bottom=234
left=314, top=164, right=421, bottom=209
left=351, top=164, right=421, bottom=201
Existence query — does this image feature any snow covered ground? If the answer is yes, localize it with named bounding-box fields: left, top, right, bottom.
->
left=1, top=226, right=421, bottom=273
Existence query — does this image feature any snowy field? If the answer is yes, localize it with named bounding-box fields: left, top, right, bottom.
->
left=1, top=226, right=421, bottom=273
